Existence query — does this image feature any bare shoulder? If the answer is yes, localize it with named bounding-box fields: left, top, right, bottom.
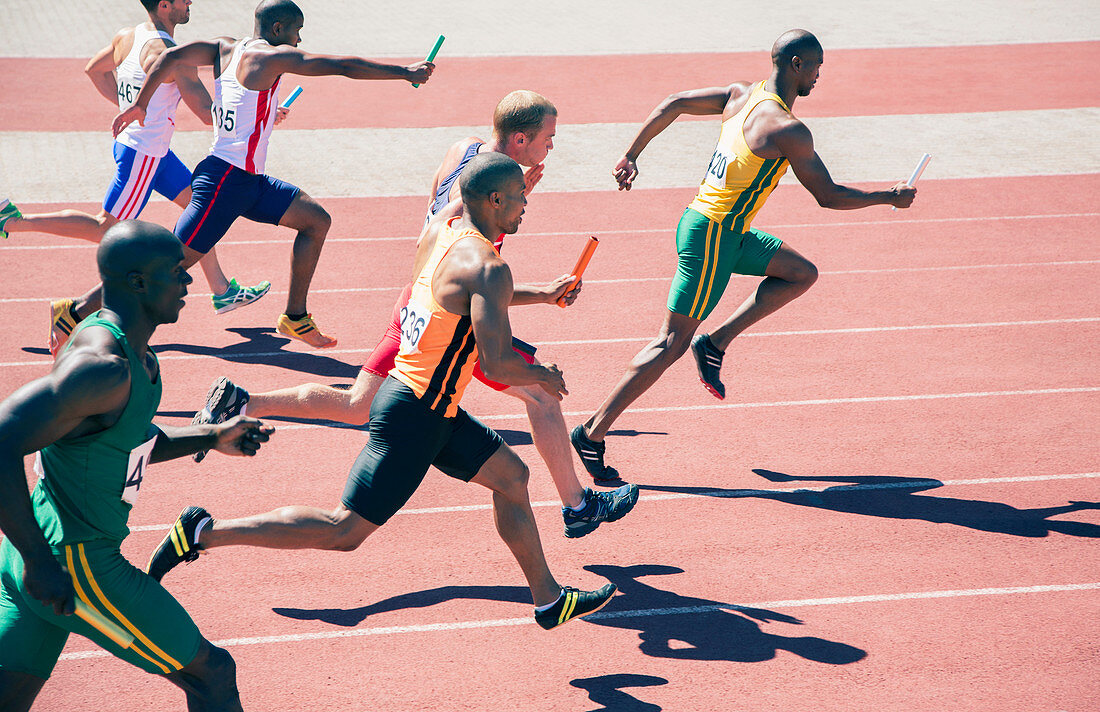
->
left=111, top=26, right=136, bottom=61
left=727, top=81, right=754, bottom=97
left=720, top=81, right=756, bottom=118
left=470, top=249, right=512, bottom=297
left=444, top=137, right=484, bottom=166
left=51, top=332, right=132, bottom=407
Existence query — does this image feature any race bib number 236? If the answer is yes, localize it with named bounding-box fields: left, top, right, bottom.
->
left=398, top=298, right=430, bottom=354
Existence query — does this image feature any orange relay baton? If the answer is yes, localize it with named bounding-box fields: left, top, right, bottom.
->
left=557, top=236, right=598, bottom=308
left=75, top=598, right=134, bottom=649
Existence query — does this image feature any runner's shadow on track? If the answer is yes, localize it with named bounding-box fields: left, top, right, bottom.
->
left=153, top=327, right=360, bottom=379
left=274, top=566, right=864, bottom=666
left=20, top=346, right=50, bottom=356
left=640, top=470, right=1100, bottom=538
left=584, top=564, right=865, bottom=665
left=570, top=674, right=668, bottom=712
left=272, top=584, right=532, bottom=626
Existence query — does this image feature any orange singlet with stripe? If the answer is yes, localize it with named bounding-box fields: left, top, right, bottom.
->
left=392, top=218, right=496, bottom=418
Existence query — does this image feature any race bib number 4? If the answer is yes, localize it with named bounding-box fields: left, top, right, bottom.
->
left=122, top=434, right=158, bottom=506
left=398, top=298, right=431, bottom=354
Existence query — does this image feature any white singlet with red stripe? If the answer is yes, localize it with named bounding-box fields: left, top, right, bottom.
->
left=210, top=38, right=282, bottom=174
left=115, top=24, right=180, bottom=158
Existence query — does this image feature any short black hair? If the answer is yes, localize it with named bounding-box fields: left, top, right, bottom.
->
left=459, top=153, right=524, bottom=205
left=771, top=29, right=823, bottom=68
left=255, top=0, right=304, bottom=30
left=140, top=0, right=164, bottom=13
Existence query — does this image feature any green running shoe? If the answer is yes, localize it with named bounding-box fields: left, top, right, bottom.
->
left=0, top=199, right=22, bottom=239
left=212, top=278, right=271, bottom=314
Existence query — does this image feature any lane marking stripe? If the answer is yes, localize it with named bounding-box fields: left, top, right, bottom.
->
left=58, top=581, right=1100, bottom=661
left=125, top=471, right=1100, bottom=530
left=3, top=259, right=1099, bottom=304
left=0, top=316, right=1095, bottom=369
left=2, top=212, right=1097, bottom=252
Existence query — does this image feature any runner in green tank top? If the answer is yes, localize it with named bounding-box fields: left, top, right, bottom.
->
left=0, top=221, right=273, bottom=712
left=571, top=30, right=917, bottom=481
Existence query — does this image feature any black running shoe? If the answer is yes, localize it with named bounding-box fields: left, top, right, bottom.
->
left=192, top=377, right=250, bottom=463
left=146, top=506, right=211, bottom=582
left=570, top=425, right=619, bottom=482
left=562, top=484, right=640, bottom=538
left=534, top=583, right=617, bottom=630
left=690, top=333, right=725, bottom=400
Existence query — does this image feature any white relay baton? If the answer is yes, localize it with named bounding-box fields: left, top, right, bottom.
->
left=892, top=153, right=931, bottom=211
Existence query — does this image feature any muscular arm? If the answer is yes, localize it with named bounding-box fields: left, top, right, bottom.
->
left=140, top=37, right=215, bottom=126
left=85, top=31, right=127, bottom=104
left=511, top=276, right=579, bottom=307
left=469, top=261, right=567, bottom=398
left=113, top=40, right=224, bottom=134
left=174, top=66, right=215, bottom=125
left=778, top=121, right=915, bottom=209
left=149, top=418, right=273, bottom=463
left=615, top=83, right=749, bottom=189
left=0, top=351, right=130, bottom=614
left=242, top=48, right=432, bottom=89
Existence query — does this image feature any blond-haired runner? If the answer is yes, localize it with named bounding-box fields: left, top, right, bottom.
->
left=571, top=30, right=917, bottom=480
left=190, top=90, right=639, bottom=538
left=111, top=0, right=435, bottom=349
left=145, top=154, right=618, bottom=630
left=0, top=0, right=271, bottom=356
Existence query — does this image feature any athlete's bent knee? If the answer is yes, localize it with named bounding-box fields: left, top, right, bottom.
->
left=792, top=259, right=818, bottom=287
left=173, top=641, right=240, bottom=707
left=328, top=509, right=373, bottom=551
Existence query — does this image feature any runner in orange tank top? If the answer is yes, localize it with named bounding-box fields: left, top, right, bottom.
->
left=143, top=153, right=620, bottom=631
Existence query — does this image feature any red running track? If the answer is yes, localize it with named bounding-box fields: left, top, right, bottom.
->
left=4, top=42, right=1098, bottom=132
left=2, top=172, right=1097, bottom=711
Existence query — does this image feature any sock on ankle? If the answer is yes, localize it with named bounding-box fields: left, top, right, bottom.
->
left=285, top=311, right=307, bottom=321
left=534, top=588, right=565, bottom=612
left=193, top=516, right=212, bottom=546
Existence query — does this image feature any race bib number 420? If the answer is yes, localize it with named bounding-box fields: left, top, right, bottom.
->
left=122, top=434, right=158, bottom=506
left=703, top=144, right=733, bottom=189
left=398, top=298, right=431, bottom=354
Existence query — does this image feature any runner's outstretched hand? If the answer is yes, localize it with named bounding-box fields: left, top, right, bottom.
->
left=213, top=417, right=274, bottom=457
left=613, top=155, right=639, bottom=190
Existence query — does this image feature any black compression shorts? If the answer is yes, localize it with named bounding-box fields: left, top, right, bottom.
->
left=341, top=377, right=504, bottom=525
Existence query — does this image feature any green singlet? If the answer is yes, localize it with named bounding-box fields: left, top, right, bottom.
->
left=0, top=313, right=201, bottom=679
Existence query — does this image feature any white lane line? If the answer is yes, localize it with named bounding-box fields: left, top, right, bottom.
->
left=125, top=472, right=1100, bottom=531
left=2, top=212, right=1096, bottom=252
left=58, top=581, right=1100, bottom=661
left=2, top=317, right=1095, bottom=369
left=265, top=386, right=1100, bottom=428
left=3, top=258, right=1098, bottom=304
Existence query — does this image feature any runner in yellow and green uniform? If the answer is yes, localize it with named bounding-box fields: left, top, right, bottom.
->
left=571, top=30, right=917, bottom=481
